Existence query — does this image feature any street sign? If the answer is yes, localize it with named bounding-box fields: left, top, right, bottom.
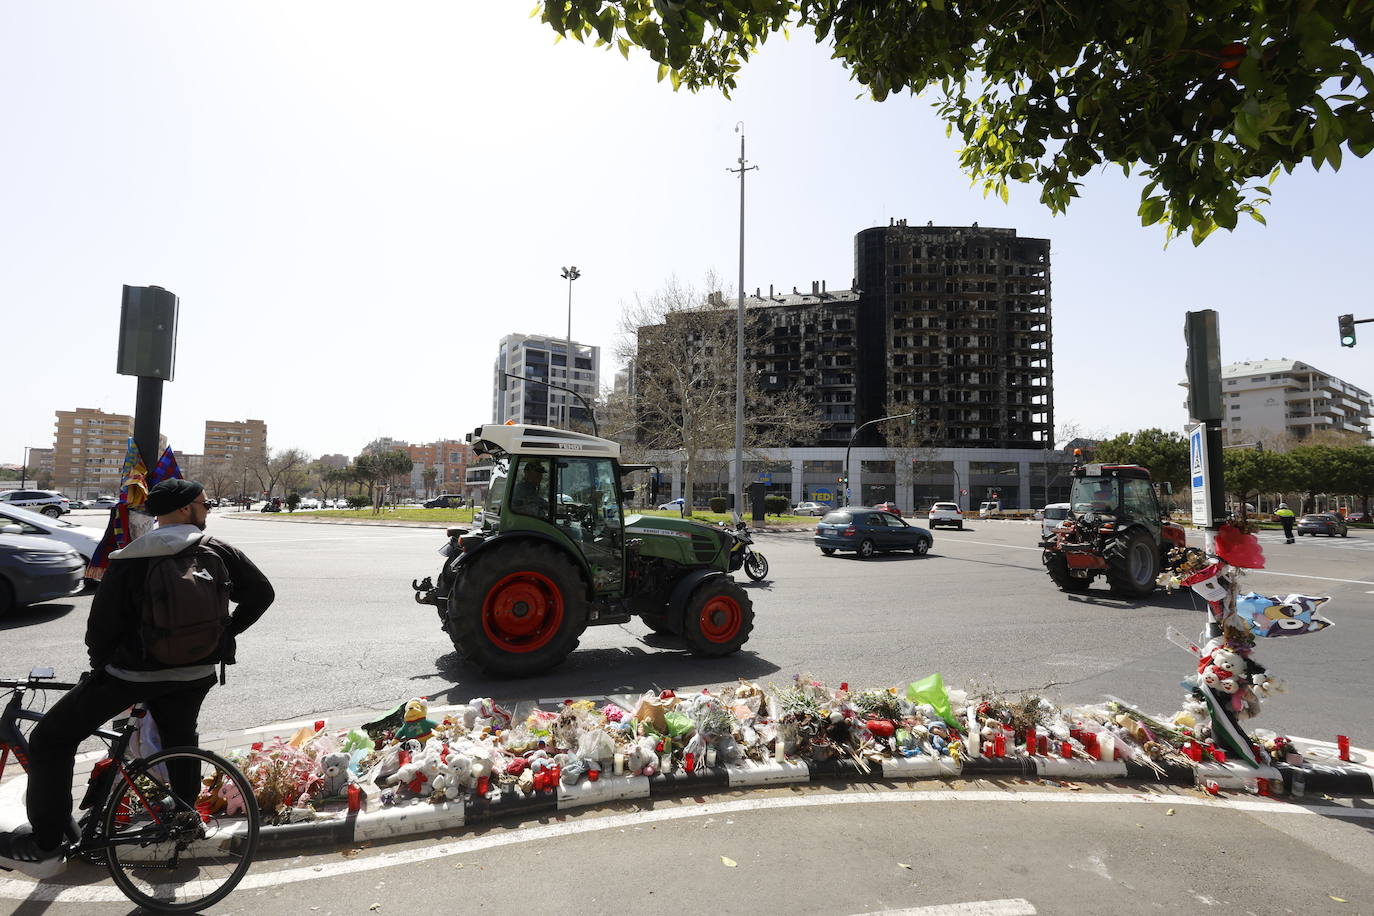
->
left=813, top=486, right=834, bottom=504
left=757, top=471, right=772, bottom=484
left=1189, top=423, right=1212, bottom=527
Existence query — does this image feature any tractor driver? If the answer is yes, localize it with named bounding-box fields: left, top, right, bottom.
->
left=1089, top=479, right=1117, bottom=513
left=511, top=460, right=550, bottom=515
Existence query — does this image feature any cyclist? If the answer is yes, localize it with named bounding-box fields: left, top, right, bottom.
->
left=0, top=478, right=275, bottom=878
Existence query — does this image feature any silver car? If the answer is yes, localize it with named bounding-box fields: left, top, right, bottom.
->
left=0, top=531, right=85, bottom=614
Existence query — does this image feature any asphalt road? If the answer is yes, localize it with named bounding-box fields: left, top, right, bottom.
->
left=4, top=512, right=1373, bottom=914
left=6, top=511, right=1372, bottom=742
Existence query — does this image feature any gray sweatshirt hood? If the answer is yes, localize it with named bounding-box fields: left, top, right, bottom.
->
left=109, top=523, right=205, bottom=560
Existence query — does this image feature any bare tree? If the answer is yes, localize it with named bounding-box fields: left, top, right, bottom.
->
left=252, top=448, right=312, bottom=499
left=881, top=398, right=946, bottom=512
left=200, top=460, right=238, bottom=502
left=620, top=274, right=823, bottom=516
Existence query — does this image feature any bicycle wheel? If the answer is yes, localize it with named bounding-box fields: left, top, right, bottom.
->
left=102, top=747, right=260, bottom=913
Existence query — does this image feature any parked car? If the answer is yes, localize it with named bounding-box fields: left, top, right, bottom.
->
left=814, top=507, right=933, bottom=558
left=927, top=502, right=964, bottom=530
left=657, top=497, right=686, bottom=511
left=65, top=497, right=89, bottom=510
left=90, top=497, right=118, bottom=510
left=792, top=501, right=826, bottom=517
left=1040, top=502, right=1072, bottom=539
left=873, top=502, right=902, bottom=517
left=0, top=530, right=85, bottom=614
left=1344, top=511, right=1368, bottom=524
left=0, top=489, right=69, bottom=518
left=425, top=494, right=465, bottom=509
left=1297, top=513, right=1348, bottom=537
left=298, top=497, right=321, bottom=510
left=0, top=505, right=103, bottom=566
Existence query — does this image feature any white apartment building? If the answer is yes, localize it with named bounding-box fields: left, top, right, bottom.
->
left=1220, top=359, right=1373, bottom=445
left=492, top=333, right=601, bottom=428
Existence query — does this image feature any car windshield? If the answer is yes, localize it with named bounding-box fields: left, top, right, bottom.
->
left=0, top=504, right=74, bottom=528
left=820, top=511, right=852, bottom=524
left=1044, top=507, right=1069, bottom=520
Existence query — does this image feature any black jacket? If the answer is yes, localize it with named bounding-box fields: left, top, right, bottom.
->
left=86, top=527, right=275, bottom=672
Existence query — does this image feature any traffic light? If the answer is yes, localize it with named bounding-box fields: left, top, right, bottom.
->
left=1339, top=313, right=1357, bottom=348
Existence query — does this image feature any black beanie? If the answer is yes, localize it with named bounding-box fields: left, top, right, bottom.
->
left=145, top=479, right=205, bottom=516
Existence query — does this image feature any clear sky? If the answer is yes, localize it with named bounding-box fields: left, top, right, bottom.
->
left=4, top=2, right=1372, bottom=465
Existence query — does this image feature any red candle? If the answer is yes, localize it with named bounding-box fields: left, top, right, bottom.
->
left=993, top=732, right=1006, bottom=757
left=684, top=752, right=696, bottom=773
left=315, top=720, right=325, bottom=732
left=347, top=784, right=362, bottom=812
left=588, top=768, right=600, bottom=782
left=1060, top=740, right=1072, bottom=758
left=1038, top=735, right=1049, bottom=756
left=476, top=775, right=489, bottom=795
left=1337, top=735, right=1351, bottom=761
left=1024, top=728, right=1037, bottom=753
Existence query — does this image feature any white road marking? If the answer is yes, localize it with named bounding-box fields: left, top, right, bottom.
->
left=223, top=533, right=440, bottom=545
left=849, top=900, right=1036, bottom=916
left=4, top=789, right=1370, bottom=904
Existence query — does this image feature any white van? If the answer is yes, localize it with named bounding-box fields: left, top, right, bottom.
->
left=1040, top=502, right=1071, bottom=539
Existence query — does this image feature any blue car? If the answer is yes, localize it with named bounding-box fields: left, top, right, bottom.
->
left=814, top=507, right=933, bottom=558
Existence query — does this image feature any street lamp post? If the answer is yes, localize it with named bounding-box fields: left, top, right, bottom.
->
left=727, top=124, right=757, bottom=523
left=20, top=446, right=30, bottom=489
left=560, top=265, right=581, bottom=428
left=843, top=412, right=915, bottom=506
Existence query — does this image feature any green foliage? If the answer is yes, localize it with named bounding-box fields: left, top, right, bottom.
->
left=537, top=0, right=1374, bottom=243
left=285, top=492, right=302, bottom=512
left=709, top=496, right=728, bottom=513
left=1090, top=428, right=1190, bottom=490
left=1223, top=448, right=1292, bottom=502
left=346, top=495, right=370, bottom=510
left=763, top=493, right=790, bottom=515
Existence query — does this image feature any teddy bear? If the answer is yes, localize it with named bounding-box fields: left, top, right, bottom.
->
left=431, top=754, right=473, bottom=801
left=626, top=736, right=659, bottom=776
left=372, top=738, right=421, bottom=785
left=387, top=739, right=443, bottom=794
left=319, top=752, right=356, bottom=799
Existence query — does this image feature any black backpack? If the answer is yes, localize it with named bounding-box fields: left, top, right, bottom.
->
left=140, top=536, right=232, bottom=667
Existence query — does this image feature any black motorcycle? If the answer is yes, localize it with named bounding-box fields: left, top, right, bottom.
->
left=723, top=521, right=769, bottom=581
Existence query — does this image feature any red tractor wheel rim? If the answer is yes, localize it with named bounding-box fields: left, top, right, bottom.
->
left=698, top=595, right=742, bottom=643
left=481, top=571, right=564, bottom=653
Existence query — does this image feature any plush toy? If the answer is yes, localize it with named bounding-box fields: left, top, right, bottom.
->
left=396, top=698, right=439, bottom=743
left=319, top=752, right=356, bottom=799
left=387, top=739, right=443, bottom=793
left=626, top=736, right=658, bottom=776
left=372, top=738, right=421, bottom=785
left=431, top=754, right=473, bottom=801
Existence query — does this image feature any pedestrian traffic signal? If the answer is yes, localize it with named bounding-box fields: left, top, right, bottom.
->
left=1339, top=313, right=1357, bottom=348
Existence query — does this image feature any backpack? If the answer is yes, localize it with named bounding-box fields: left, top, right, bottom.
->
left=140, top=536, right=233, bottom=667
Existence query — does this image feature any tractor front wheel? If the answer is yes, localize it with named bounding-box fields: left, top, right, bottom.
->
left=1104, top=529, right=1160, bottom=597
left=1043, top=550, right=1091, bottom=592
left=681, top=578, right=755, bottom=657
left=447, top=543, right=587, bottom=676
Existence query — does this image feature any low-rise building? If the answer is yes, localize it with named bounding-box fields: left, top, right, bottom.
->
left=1217, top=360, right=1372, bottom=446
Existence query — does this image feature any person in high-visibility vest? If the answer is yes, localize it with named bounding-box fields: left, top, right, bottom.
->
left=1275, top=503, right=1296, bottom=543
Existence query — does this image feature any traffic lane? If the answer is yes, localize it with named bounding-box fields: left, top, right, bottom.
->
left=111, top=784, right=1374, bottom=916
left=753, top=526, right=1373, bottom=742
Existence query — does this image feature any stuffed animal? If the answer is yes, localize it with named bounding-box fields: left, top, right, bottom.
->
left=626, top=736, right=658, bottom=776
left=396, top=698, right=439, bottom=744
left=371, top=738, right=421, bottom=785
left=387, top=739, right=443, bottom=794
left=319, top=752, right=356, bottom=799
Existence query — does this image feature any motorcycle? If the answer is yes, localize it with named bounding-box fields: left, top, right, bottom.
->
left=722, top=521, right=769, bottom=582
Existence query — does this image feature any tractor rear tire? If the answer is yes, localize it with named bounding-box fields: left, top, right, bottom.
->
left=1105, top=529, right=1160, bottom=597
left=447, top=542, right=587, bottom=676
left=681, top=578, right=754, bottom=657
left=1043, top=550, right=1090, bottom=592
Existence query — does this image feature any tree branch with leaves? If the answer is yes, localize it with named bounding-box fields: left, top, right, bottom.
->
left=538, top=0, right=1373, bottom=244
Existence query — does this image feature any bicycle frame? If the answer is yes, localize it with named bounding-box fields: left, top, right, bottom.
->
left=1, top=677, right=139, bottom=849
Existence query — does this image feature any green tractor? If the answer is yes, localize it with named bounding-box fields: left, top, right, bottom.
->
left=411, top=423, right=756, bottom=676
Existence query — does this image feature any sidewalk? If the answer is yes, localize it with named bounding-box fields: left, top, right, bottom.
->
left=5, top=700, right=1369, bottom=856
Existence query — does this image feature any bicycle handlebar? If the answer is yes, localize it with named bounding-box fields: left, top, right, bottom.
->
left=0, top=678, right=79, bottom=691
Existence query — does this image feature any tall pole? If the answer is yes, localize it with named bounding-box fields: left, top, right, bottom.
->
left=560, top=266, right=581, bottom=428
left=844, top=412, right=915, bottom=506
left=728, top=124, right=757, bottom=523
left=20, top=446, right=29, bottom=489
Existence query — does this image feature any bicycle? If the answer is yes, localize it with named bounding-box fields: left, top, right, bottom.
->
left=0, top=667, right=261, bottom=912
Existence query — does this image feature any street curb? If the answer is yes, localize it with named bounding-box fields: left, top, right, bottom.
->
left=222, top=513, right=820, bottom=534
left=241, top=738, right=1372, bottom=853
